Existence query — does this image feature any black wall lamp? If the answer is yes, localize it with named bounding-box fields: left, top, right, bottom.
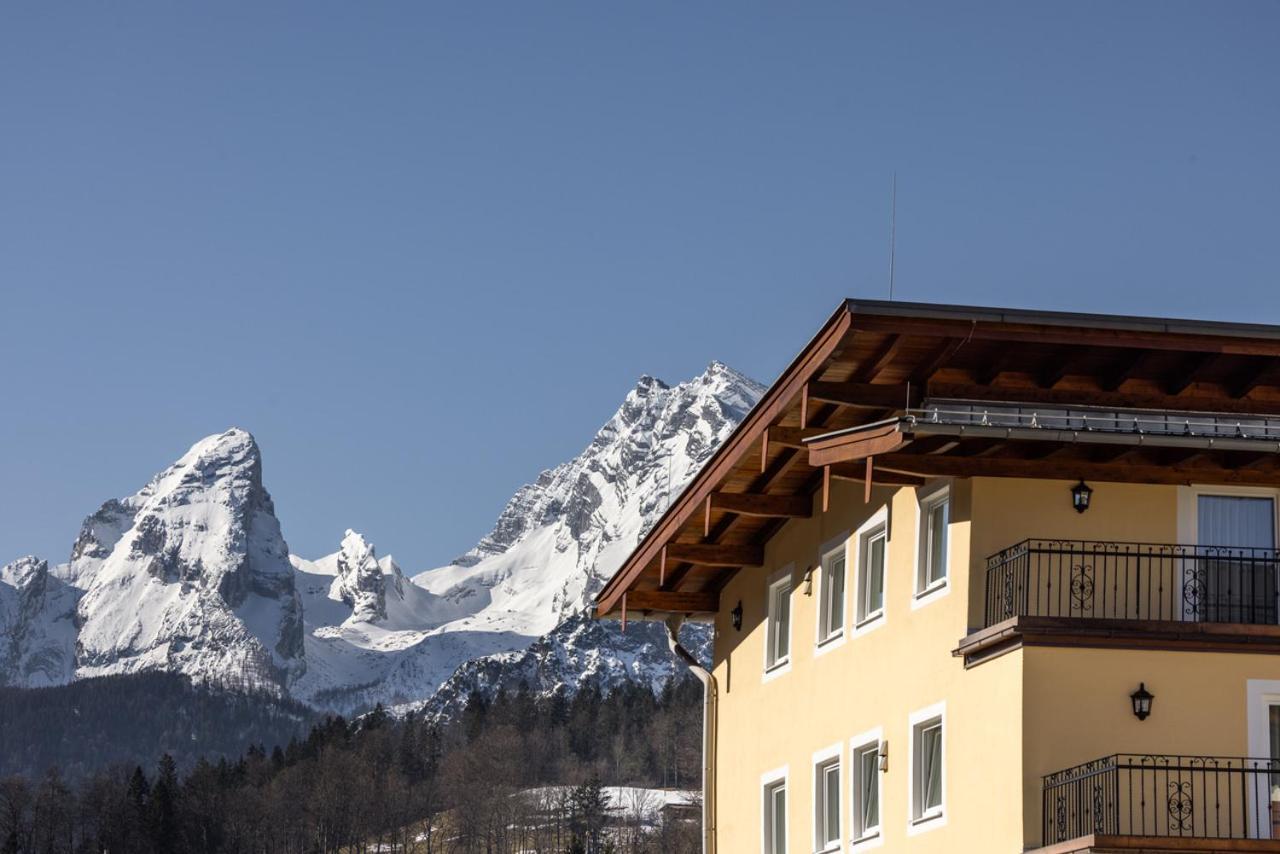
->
left=1130, top=683, right=1154, bottom=721
left=731, top=601, right=743, bottom=632
left=1071, top=479, right=1093, bottom=514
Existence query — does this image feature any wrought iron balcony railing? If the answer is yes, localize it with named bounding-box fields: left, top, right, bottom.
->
left=985, top=540, right=1280, bottom=628
left=1044, top=754, right=1280, bottom=844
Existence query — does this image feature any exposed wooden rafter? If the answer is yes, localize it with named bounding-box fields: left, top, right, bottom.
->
left=623, top=590, right=718, bottom=614
left=852, top=333, right=904, bottom=383
left=664, top=543, right=764, bottom=568
left=1165, top=352, right=1222, bottom=396
left=707, top=491, right=812, bottom=519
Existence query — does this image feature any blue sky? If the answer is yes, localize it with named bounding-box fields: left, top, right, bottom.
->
left=2, top=2, right=1277, bottom=571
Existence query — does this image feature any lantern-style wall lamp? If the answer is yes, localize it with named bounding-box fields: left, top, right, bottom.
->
left=731, top=601, right=743, bottom=632
left=1130, top=683, right=1154, bottom=721
left=1071, top=479, right=1093, bottom=514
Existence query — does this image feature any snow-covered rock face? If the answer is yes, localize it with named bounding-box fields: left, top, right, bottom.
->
left=295, top=361, right=762, bottom=714
left=0, top=556, right=80, bottom=687
left=419, top=361, right=765, bottom=632
left=9, top=429, right=308, bottom=692
left=331, top=530, right=388, bottom=622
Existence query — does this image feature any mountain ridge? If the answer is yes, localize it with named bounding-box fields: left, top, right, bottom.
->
left=1, top=363, right=765, bottom=718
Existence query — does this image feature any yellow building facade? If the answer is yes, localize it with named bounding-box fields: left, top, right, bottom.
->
left=598, top=301, right=1280, bottom=853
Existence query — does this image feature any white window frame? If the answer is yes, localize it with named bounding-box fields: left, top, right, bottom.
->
left=812, top=743, right=844, bottom=854
left=1244, top=680, right=1280, bottom=839
left=1176, top=485, right=1280, bottom=625
left=850, top=728, right=884, bottom=848
left=853, top=508, right=889, bottom=636
left=815, top=532, right=850, bottom=655
left=1177, top=485, right=1280, bottom=547
left=763, top=565, right=794, bottom=682
left=912, top=485, right=951, bottom=609
left=907, top=702, right=947, bottom=834
left=761, top=765, right=789, bottom=854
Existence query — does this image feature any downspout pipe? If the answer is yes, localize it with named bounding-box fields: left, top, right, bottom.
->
left=665, top=615, right=716, bottom=854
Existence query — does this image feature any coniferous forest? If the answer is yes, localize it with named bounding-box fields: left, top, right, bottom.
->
left=0, top=675, right=704, bottom=853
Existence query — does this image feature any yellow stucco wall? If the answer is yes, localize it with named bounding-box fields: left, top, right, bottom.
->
left=711, top=478, right=1025, bottom=853
left=1021, top=647, right=1280, bottom=846
left=710, top=475, right=1280, bottom=852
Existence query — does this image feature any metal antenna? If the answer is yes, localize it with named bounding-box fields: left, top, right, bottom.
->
left=888, top=172, right=897, bottom=300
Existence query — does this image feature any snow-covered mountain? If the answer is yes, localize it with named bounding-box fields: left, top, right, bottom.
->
left=1, top=429, right=305, bottom=692
left=295, top=361, right=763, bottom=713
left=0, top=556, right=79, bottom=687
left=0, top=362, right=764, bottom=716
left=415, top=361, right=762, bottom=630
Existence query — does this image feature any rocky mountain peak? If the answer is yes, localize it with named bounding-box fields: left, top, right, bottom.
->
left=331, top=530, right=388, bottom=622
left=68, top=428, right=305, bottom=690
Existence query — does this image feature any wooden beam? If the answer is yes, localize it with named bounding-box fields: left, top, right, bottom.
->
left=849, top=313, right=1280, bottom=357
left=1229, top=359, right=1275, bottom=399
left=664, top=543, right=765, bottom=567
left=709, top=491, right=812, bottom=519
left=1165, top=352, right=1221, bottom=396
left=865, top=456, right=874, bottom=503
left=911, top=337, right=966, bottom=385
left=822, top=465, right=830, bottom=512
left=827, top=461, right=925, bottom=487
left=853, top=334, right=904, bottom=383
left=807, top=381, right=922, bottom=410
left=974, top=347, right=1016, bottom=386
left=800, top=384, right=810, bottom=428
left=623, top=590, right=719, bottom=613
left=874, top=452, right=1280, bottom=487
left=926, top=381, right=1280, bottom=417
left=659, top=546, right=666, bottom=586
left=1036, top=346, right=1077, bottom=390
left=1098, top=349, right=1154, bottom=392
left=764, top=425, right=837, bottom=448
left=807, top=422, right=910, bottom=467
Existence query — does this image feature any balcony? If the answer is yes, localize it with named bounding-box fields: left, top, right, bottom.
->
left=1036, top=754, right=1280, bottom=852
left=956, top=541, right=1280, bottom=666
left=985, top=540, right=1280, bottom=627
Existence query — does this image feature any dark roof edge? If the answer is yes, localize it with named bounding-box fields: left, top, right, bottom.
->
left=844, top=298, right=1280, bottom=341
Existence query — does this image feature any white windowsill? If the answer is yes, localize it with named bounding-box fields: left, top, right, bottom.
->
left=911, top=578, right=949, bottom=610
left=814, top=629, right=846, bottom=657
left=851, top=830, right=882, bottom=850
left=762, top=658, right=791, bottom=683
left=907, top=810, right=946, bottom=836
left=852, top=611, right=885, bottom=637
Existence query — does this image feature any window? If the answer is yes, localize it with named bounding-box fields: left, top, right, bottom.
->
left=910, top=707, right=945, bottom=827
left=917, top=488, right=950, bottom=597
left=765, top=570, right=792, bottom=673
left=818, top=544, right=846, bottom=644
left=814, top=751, right=841, bottom=851
left=763, top=774, right=788, bottom=854
left=855, top=511, right=888, bottom=628
left=851, top=736, right=882, bottom=842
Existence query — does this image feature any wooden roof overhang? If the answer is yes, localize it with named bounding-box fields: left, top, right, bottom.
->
left=594, top=300, right=1280, bottom=621
left=805, top=415, right=1280, bottom=486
